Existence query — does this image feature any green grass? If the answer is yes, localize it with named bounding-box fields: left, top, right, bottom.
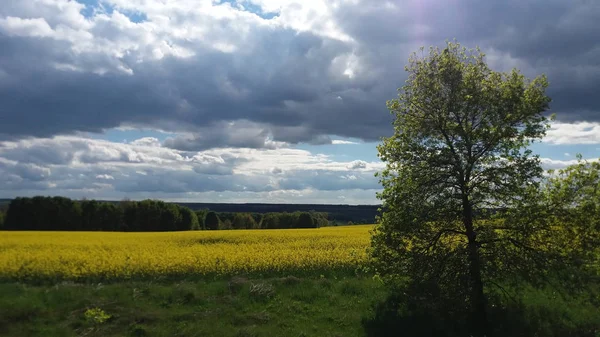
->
left=1, top=276, right=598, bottom=337
left=0, top=276, right=387, bottom=337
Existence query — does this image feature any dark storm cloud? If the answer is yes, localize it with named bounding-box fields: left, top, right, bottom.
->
left=0, top=0, right=599, bottom=146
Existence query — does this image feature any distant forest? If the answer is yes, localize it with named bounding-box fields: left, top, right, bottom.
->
left=0, top=197, right=380, bottom=231
left=170, top=202, right=380, bottom=224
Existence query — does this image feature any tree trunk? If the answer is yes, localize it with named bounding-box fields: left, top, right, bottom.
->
left=463, top=194, right=488, bottom=337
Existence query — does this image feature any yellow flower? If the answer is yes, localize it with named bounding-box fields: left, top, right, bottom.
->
left=0, top=226, right=373, bottom=281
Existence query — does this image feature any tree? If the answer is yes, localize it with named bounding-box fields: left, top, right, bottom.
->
left=233, top=213, right=256, bottom=229
left=179, top=207, right=200, bottom=230
left=297, top=212, right=315, bottom=228
left=120, top=199, right=138, bottom=231
left=159, top=203, right=182, bottom=231
left=81, top=200, right=101, bottom=230
left=370, top=41, right=552, bottom=336
left=97, top=202, right=123, bottom=231
left=136, top=200, right=162, bottom=231
left=205, top=211, right=220, bottom=230
left=261, top=213, right=280, bottom=229
left=219, top=219, right=233, bottom=230
left=525, top=157, right=600, bottom=285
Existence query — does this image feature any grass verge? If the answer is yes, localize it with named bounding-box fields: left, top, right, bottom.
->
left=0, top=276, right=386, bottom=337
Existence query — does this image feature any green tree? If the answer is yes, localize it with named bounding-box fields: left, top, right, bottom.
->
left=179, top=206, right=200, bottom=230
left=297, top=212, right=315, bottom=228
left=136, top=200, right=162, bottom=231
left=159, top=203, right=182, bottom=231
left=370, top=41, right=551, bottom=336
left=519, top=157, right=600, bottom=285
left=219, top=219, right=233, bottom=230
left=81, top=200, right=101, bottom=230
left=195, top=210, right=208, bottom=229
left=205, top=211, right=220, bottom=230
left=261, top=213, right=280, bottom=229
left=120, top=199, right=138, bottom=231
left=96, top=202, right=123, bottom=231
left=232, top=213, right=257, bottom=229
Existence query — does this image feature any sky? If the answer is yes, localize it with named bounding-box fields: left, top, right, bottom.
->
left=0, top=0, right=599, bottom=204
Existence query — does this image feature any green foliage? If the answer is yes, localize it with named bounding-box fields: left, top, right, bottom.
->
left=0, top=211, right=4, bottom=229
left=181, top=207, right=200, bottom=230
left=232, top=213, right=258, bottom=229
left=2, top=197, right=328, bottom=232
left=297, top=213, right=315, bottom=228
left=310, top=211, right=329, bottom=227
left=212, top=211, right=321, bottom=229
left=261, top=213, right=280, bottom=229
left=195, top=209, right=208, bottom=229
left=504, top=158, right=600, bottom=287
left=371, top=41, right=554, bottom=335
left=205, top=211, right=220, bottom=230
left=4, top=196, right=198, bottom=232
left=219, top=219, right=233, bottom=230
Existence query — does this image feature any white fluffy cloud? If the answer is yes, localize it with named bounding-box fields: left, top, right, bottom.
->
left=544, top=122, right=600, bottom=145
left=332, top=139, right=358, bottom=145
left=0, top=135, right=384, bottom=201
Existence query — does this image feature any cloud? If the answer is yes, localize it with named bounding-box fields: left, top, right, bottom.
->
left=163, top=120, right=287, bottom=151
left=332, top=139, right=358, bottom=145
left=347, top=160, right=368, bottom=170
left=1, top=0, right=599, bottom=203
left=540, top=158, right=582, bottom=170
left=544, top=122, right=600, bottom=144
left=0, top=136, right=383, bottom=200
left=270, top=167, right=283, bottom=174
left=130, top=137, right=161, bottom=147
left=1, top=0, right=597, bottom=148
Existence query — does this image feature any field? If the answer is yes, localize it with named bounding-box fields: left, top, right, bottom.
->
left=0, top=226, right=371, bottom=282
left=1, top=226, right=598, bottom=337
left=0, top=226, right=387, bottom=337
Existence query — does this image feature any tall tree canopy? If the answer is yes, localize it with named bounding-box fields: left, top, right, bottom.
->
left=370, top=41, right=554, bottom=336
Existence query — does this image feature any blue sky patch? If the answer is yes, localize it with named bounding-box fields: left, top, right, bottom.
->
left=77, top=0, right=147, bottom=23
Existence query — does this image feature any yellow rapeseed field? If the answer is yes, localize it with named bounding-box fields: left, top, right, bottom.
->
left=0, top=225, right=372, bottom=281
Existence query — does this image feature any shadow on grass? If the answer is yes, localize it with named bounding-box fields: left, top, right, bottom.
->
left=362, top=291, right=600, bottom=337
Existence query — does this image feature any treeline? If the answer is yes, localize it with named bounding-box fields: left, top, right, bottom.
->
left=3, top=197, right=199, bottom=231
left=2, top=196, right=326, bottom=231
left=195, top=210, right=327, bottom=230
left=174, top=202, right=378, bottom=224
